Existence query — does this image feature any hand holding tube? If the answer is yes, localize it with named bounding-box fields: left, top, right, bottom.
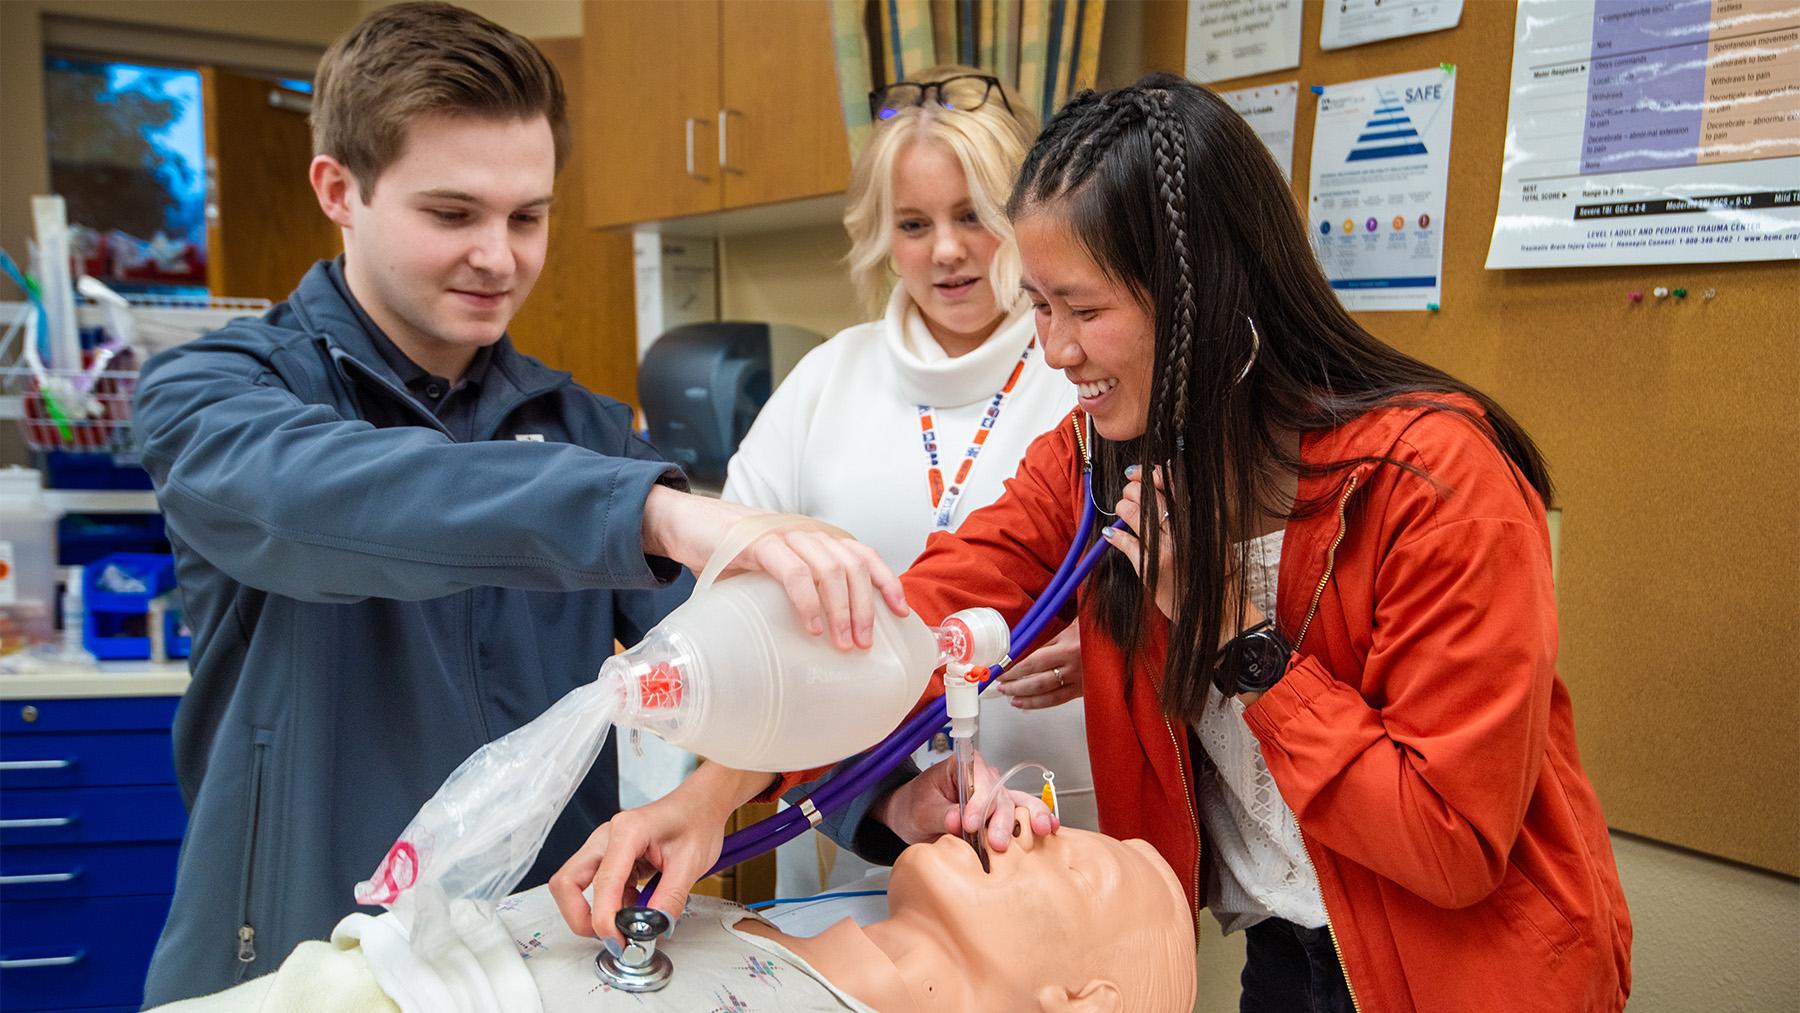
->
left=874, top=752, right=1057, bottom=853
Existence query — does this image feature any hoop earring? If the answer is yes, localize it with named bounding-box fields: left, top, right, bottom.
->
left=1233, top=314, right=1261, bottom=385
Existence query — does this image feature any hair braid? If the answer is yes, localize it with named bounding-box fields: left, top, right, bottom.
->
left=1064, top=95, right=1147, bottom=187
left=1015, top=90, right=1154, bottom=212
left=1017, top=91, right=1102, bottom=197
left=1146, top=91, right=1197, bottom=455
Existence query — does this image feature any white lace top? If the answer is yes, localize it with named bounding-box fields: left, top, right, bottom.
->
left=1192, top=528, right=1329, bottom=932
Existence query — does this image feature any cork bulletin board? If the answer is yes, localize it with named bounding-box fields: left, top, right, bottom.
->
left=1142, top=1, right=1799, bottom=875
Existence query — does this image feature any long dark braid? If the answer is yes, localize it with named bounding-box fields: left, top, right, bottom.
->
left=1009, top=73, right=1553, bottom=724
left=1147, top=92, right=1195, bottom=449
left=1139, top=90, right=1222, bottom=717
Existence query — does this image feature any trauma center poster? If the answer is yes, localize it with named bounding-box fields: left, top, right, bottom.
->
left=1486, top=0, right=1800, bottom=268
left=1309, top=67, right=1457, bottom=312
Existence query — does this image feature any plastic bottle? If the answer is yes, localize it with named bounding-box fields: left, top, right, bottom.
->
left=0, top=467, right=57, bottom=656
left=607, top=571, right=1008, bottom=773
left=60, top=564, right=92, bottom=663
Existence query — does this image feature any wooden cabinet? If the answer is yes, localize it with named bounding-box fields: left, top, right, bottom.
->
left=582, top=0, right=850, bottom=229
left=510, top=38, right=641, bottom=407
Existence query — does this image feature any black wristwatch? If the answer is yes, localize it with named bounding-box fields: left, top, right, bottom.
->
left=1213, top=619, right=1293, bottom=697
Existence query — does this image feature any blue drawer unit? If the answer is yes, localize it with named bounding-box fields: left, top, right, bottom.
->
left=0, top=895, right=171, bottom=1011
left=0, top=731, right=178, bottom=790
left=0, top=696, right=185, bottom=1013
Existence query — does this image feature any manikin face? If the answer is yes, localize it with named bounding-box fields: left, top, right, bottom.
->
left=889, top=139, right=1006, bottom=354
left=887, top=811, right=1194, bottom=1008
left=1016, top=211, right=1157, bottom=442
left=312, top=113, right=554, bottom=373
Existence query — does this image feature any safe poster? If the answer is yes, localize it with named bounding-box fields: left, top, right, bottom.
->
left=1309, top=67, right=1457, bottom=311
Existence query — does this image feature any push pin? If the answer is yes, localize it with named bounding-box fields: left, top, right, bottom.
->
left=1425, top=302, right=1440, bottom=313
left=1653, top=287, right=1670, bottom=299
left=1310, top=85, right=1325, bottom=95
left=594, top=907, right=673, bottom=992
left=1673, top=287, right=1688, bottom=299
left=1627, top=291, right=1643, bottom=303
left=1703, top=288, right=1717, bottom=300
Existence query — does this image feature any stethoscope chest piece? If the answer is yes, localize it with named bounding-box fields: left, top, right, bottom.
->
left=594, top=906, right=674, bottom=992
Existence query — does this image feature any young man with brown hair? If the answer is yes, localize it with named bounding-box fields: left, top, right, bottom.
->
left=134, top=3, right=901, bottom=1003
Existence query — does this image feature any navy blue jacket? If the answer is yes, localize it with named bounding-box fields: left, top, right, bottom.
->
left=133, top=261, right=691, bottom=1005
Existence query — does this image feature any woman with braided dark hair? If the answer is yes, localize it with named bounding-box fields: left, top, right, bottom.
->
left=883, top=73, right=1632, bottom=1010
left=556, top=71, right=1630, bottom=1013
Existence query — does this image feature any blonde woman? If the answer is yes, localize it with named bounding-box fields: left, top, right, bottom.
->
left=722, top=67, right=1092, bottom=892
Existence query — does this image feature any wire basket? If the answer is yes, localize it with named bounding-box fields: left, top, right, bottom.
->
left=1, top=294, right=269, bottom=456
left=1, top=357, right=141, bottom=454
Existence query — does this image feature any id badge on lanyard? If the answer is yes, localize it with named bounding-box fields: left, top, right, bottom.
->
left=917, top=338, right=1036, bottom=531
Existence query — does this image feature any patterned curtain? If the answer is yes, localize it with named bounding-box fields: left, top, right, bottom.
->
left=832, top=0, right=1108, bottom=159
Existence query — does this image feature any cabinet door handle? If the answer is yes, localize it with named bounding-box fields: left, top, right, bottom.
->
left=0, top=759, right=74, bottom=771
left=0, top=817, right=75, bottom=829
left=685, top=117, right=710, bottom=180
left=0, top=870, right=81, bottom=884
left=0, top=952, right=86, bottom=969
left=718, top=109, right=739, bottom=174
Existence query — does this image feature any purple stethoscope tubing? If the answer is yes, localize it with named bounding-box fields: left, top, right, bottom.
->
left=636, top=473, right=1121, bottom=907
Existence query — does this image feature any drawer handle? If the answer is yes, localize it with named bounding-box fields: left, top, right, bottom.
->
left=0, top=870, right=81, bottom=884
left=685, top=116, right=711, bottom=180
left=0, top=759, right=75, bottom=771
left=0, top=952, right=86, bottom=969
left=0, top=817, right=75, bottom=829
left=718, top=108, right=738, bottom=174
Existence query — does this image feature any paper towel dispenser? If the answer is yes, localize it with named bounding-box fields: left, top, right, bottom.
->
left=638, top=322, right=820, bottom=489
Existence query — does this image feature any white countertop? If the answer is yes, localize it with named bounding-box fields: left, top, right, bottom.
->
left=0, top=658, right=191, bottom=699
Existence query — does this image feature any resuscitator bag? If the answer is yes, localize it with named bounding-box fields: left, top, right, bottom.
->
left=355, top=515, right=941, bottom=958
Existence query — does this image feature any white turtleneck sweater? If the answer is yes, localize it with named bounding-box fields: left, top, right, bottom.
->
left=723, top=287, right=1094, bottom=888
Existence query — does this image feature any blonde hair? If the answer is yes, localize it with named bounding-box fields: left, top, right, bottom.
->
left=844, top=66, right=1038, bottom=317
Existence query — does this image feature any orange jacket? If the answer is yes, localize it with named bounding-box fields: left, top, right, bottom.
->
left=894, top=404, right=1632, bottom=1013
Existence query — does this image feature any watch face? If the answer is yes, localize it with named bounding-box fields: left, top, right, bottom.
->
left=1234, top=631, right=1290, bottom=693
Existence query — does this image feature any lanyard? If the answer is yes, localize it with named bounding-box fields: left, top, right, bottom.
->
left=917, top=337, right=1036, bottom=531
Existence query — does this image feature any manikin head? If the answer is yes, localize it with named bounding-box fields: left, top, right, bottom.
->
left=307, top=1, right=569, bottom=379
left=749, top=809, right=1196, bottom=1011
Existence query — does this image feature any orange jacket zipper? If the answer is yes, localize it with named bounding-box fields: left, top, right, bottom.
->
left=1287, top=473, right=1364, bottom=1012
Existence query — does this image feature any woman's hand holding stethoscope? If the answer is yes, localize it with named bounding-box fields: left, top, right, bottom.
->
left=1103, top=464, right=1179, bottom=620
left=993, top=623, right=1084, bottom=708
left=1105, top=464, right=1273, bottom=703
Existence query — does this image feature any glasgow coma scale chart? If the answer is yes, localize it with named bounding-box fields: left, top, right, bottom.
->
left=1489, top=1, right=1800, bottom=268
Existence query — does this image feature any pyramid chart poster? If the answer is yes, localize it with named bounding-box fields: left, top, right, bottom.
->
left=1309, top=67, right=1457, bottom=312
